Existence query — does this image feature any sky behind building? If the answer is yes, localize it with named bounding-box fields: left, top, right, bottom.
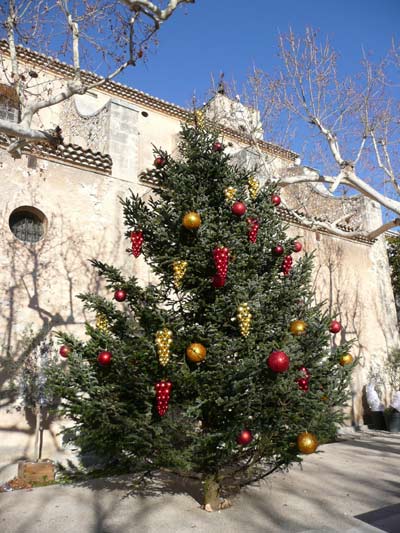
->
left=120, top=0, right=399, bottom=109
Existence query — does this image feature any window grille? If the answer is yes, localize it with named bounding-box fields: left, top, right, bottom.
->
left=0, top=97, right=18, bottom=122
left=9, top=208, right=46, bottom=243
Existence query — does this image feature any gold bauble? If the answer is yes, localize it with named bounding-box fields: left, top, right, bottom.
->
left=186, top=342, right=207, bottom=363
left=297, top=432, right=318, bottom=454
left=182, top=211, right=201, bottom=230
left=339, top=353, right=353, bottom=366
left=289, top=320, right=308, bottom=336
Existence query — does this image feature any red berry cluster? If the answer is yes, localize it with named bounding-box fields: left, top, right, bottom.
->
left=131, top=230, right=144, bottom=258
left=212, top=247, right=230, bottom=287
left=296, top=366, right=311, bottom=391
left=155, top=380, right=172, bottom=416
left=281, top=255, right=293, bottom=276
left=247, top=218, right=259, bottom=243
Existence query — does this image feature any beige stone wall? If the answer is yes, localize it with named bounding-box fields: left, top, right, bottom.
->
left=0, top=152, right=135, bottom=460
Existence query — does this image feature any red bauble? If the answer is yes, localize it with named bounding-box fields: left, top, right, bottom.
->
left=114, top=289, right=127, bottom=302
left=59, top=345, right=70, bottom=358
left=293, top=241, right=302, bottom=253
left=329, top=320, right=342, bottom=334
left=212, top=274, right=226, bottom=288
left=212, top=141, right=223, bottom=152
left=267, top=351, right=290, bottom=373
left=155, top=380, right=172, bottom=416
left=131, top=230, right=144, bottom=258
left=98, top=351, right=112, bottom=366
left=231, top=201, right=247, bottom=217
left=247, top=218, right=259, bottom=243
left=272, top=244, right=284, bottom=256
left=236, top=429, right=253, bottom=446
left=154, top=156, right=166, bottom=169
left=271, top=194, right=281, bottom=206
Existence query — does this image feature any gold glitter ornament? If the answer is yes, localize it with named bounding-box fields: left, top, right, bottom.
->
left=173, top=260, right=188, bottom=288
left=155, top=327, right=173, bottom=366
left=96, top=312, right=109, bottom=332
left=248, top=176, right=260, bottom=199
left=237, top=303, right=252, bottom=337
left=195, top=109, right=205, bottom=129
left=224, top=187, right=237, bottom=203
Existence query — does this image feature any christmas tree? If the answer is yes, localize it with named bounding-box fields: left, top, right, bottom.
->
left=48, top=121, right=354, bottom=510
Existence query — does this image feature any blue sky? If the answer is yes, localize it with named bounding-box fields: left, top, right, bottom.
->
left=119, top=0, right=400, bottom=108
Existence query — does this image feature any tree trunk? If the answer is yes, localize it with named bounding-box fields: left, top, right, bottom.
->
left=203, top=474, right=221, bottom=511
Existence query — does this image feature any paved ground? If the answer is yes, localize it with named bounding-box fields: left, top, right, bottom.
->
left=0, top=430, right=399, bottom=533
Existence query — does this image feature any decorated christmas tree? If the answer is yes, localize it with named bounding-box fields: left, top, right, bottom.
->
left=48, top=121, right=354, bottom=510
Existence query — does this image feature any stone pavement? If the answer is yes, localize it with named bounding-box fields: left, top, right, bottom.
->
left=0, top=430, right=399, bottom=533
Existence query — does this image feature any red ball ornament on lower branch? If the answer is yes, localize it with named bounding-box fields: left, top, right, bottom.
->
left=154, top=156, right=166, bottom=169
left=231, top=201, right=247, bottom=217
left=98, top=351, right=112, bottom=366
left=267, top=351, right=290, bottom=373
left=114, top=289, right=127, bottom=302
left=236, top=429, right=253, bottom=446
left=59, top=345, right=70, bottom=358
left=329, top=320, right=342, bottom=334
left=212, top=141, right=223, bottom=152
left=293, top=241, right=302, bottom=253
left=271, top=194, right=281, bottom=206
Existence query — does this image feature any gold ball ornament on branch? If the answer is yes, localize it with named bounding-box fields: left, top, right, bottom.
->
left=173, top=260, right=188, bottom=288
left=339, top=353, right=353, bottom=366
left=155, top=328, right=173, bottom=366
left=289, top=320, right=308, bottom=336
left=237, top=303, right=252, bottom=337
left=297, top=432, right=318, bottom=454
left=247, top=176, right=260, bottom=199
left=182, top=211, right=201, bottom=230
left=186, top=342, right=207, bottom=363
left=224, top=186, right=237, bottom=203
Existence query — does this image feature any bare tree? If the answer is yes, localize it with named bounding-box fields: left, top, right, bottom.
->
left=240, top=28, right=400, bottom=240
left=0, top=0, right=194, bottom=157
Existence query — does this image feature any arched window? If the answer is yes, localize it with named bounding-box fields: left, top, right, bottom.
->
left=9, top=207, right=47, bottom=243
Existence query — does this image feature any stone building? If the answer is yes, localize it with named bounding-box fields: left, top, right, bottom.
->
left=0, top=47, right=398, bottom=461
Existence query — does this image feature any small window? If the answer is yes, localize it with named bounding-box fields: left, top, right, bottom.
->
left=141, top=111, right=149, bottom=117
left=0, top=97, right=18, bottom=122
left=9, top=207, right=47, bottom=243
